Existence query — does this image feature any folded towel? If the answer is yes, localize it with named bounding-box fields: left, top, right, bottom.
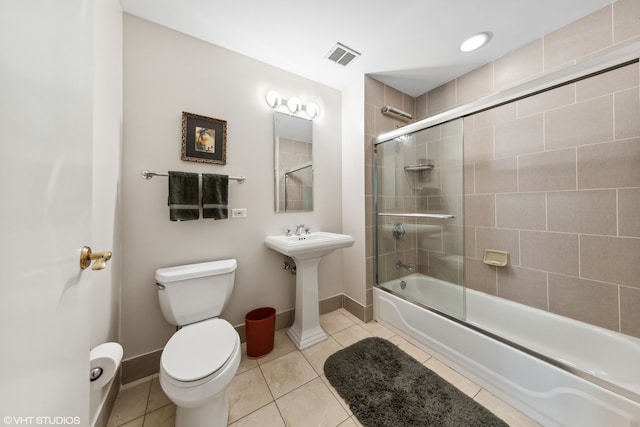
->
left=168, top=171, right=199, bottom=221
left=202, top=173, right=228, bottom=220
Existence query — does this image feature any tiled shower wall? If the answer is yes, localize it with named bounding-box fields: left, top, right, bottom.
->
left=365, top=0, right=640, bottom=336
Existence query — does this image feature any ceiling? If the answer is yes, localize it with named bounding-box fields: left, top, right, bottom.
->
left=119, top=0, right=613, bottom=97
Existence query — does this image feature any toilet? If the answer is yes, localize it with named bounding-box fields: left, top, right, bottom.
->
left=155, top=259, right=240, bottom=427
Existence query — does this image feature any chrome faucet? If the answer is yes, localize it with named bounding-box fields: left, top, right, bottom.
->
left=395, top=260, right=414, bottom=271
left=295, top=224, right=305, bottom=236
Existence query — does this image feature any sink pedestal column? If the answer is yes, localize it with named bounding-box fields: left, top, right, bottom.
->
left=287, top=257, right=327, bottom=350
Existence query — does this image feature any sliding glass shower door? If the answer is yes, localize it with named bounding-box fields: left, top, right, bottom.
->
left=375, top=118, right=465, bottom=319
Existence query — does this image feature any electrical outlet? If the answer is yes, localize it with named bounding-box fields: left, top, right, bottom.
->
left=231, top=208, right=247, bottom=218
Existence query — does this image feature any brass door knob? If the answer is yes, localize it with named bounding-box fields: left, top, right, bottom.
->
left=80, top=246, right=112, bottom=271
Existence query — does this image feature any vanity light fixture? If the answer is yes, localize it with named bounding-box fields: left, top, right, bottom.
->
left=460, top=32, right=492, bottom=52
left=265, top=90, right=320, bottom=119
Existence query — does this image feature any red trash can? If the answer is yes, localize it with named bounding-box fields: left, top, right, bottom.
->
left=245, top=307, right=276, bottom=357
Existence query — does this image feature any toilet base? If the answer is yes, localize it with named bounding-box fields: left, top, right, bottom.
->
left=175, top=391, right=229, bottom=427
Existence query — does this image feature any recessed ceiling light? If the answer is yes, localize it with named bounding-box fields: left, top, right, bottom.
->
left=460, top=32, right=492, bottom=52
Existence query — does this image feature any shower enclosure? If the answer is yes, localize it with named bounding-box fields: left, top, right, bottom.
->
left=375, top=119, right=465, bottom=319
left=373, top=42, right=640, bottom=425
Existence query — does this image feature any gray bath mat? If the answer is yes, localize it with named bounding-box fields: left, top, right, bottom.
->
left=324, top=337, right=508, bottom=427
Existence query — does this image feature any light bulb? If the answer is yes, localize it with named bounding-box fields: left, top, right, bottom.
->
left=265, top=90, right=282, bottom=108
left=305, top=102, right=320, bottom=118
left=287, top=97, right=301, bottom=113
left=460, top=32, right=491, bottom=52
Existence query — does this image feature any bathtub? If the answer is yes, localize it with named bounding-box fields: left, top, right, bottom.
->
left=374, top=273, right=640, bottom=426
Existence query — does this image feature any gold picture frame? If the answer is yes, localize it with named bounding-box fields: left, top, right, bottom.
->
left=181, top=111, right=227, bottom=165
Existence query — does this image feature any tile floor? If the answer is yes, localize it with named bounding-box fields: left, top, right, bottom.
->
left=107, top=308, right=541, bottom=427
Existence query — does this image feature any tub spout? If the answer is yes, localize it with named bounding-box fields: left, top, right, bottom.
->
left=395, top=260, right=414, bottom=271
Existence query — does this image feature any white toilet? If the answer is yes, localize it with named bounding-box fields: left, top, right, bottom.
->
left=156, top=259, right=241, bottom=427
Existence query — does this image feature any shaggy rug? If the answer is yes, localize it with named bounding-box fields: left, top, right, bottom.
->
left=324, top=337, right=508, bottom=427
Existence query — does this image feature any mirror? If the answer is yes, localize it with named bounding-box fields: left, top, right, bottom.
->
left=274, top=111, right=313, bottom=212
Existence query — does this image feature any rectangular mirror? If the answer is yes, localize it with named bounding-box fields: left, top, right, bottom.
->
left=274, top=111, right=313, bottom=212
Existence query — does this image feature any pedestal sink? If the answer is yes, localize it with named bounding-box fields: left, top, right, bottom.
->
left=264, top=232, right=355, bottom=349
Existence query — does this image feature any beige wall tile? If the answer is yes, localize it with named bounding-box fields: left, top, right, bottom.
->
left=475, top=158, right=518, bottom=194
left=464, top=126, right=494, bottom=164
left=548, top=273, right=619, bottom=331
left=494, top=39, right=543, bottom=90
left=619, top=188, right=640, bottom=237
left=465, top=226, right=477, bottom=259
left=494, top=114, right=543, bottom=159
left=465, top=258, right=497, bottom=295
left=473, top=102, right=517, bottom=130
left=496, top=192, right=546, bottom=231
left=384, top=84, right=403, bottom=111
left=579, top=235, right=640, bottom=288
left=518, top=148, right=577, bottom=192
left=415, top=93, right=428, bottom=120
left=364, top=76, right=384, bottom=107
left=577, top=138, right=640, bottom=189
left=457, top=63, right=494, bottom=105
left=543, top=7, right=613, bottom=70
left=614, top=0, right=640, bottom=43
left=620, top=286, right=640, bottom=338
left=516, top=83, right=575, bottom=118
left=545, top=95, right=614, bottom=150
left=547, top=189, right=617, bottom=235
left=497, top=266, right=548, bottom=310
left=428, top=80, right=456, bottom=115
left=576, top=63, right=638, bottom=102
left=476, top=227, right=520, bottom=266
left=464, top=194, right=495, bottom=227
left=615, top=87, right=640, bottom=140
left=520, top=231, right=579, bottom=276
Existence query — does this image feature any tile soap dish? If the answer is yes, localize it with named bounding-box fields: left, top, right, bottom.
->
left=483, top=249, right=508, bottom=267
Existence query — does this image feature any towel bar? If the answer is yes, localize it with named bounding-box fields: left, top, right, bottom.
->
left=141, top=170, right=245, bottom=183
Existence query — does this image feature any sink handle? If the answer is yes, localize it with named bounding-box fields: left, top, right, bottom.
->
left=304, top=227, right=311, bottom=235
left=285, top=229, right=292, bottom=237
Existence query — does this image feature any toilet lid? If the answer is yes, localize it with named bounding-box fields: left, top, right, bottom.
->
left=161, top=318, right=237, bottom=382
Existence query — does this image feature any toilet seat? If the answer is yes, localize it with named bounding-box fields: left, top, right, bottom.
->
left=161, top=318, right=236, bottom=382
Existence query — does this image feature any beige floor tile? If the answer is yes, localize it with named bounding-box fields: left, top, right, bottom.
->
left=260, top=350, right=318, bottom=399
left=116, top=418, right=144, bottom=427
left=337, top=417, right=359, bottom=427
left=387, top=334, right=431, bottom=363
left=301, top=336, right=344, bottom=375
left=320, top=310, right=356, bottom=335
left=255, top=329, right=297, bottom=365
left=107, top=380, right=151, bottom=427
left=331, top=324, right=372, bottom=348
left=474, top=389, right=542, bottom=427
left=360, top=320, right=395, bottom=339
left=319, top=375, right=352, bottom=416
left=142, top=404, right=175, bottom=427
left=276, top=377, right=349, bottom=427
left=146, top=376, right=172, bottom=412
left=336, top=308, right=364, bottom=325
left=237, top=342, right=259, bottom=374
left=424, top=358, right=481, bottom=398
left=227, top=366, right=274, bottom=423
left=229, top=402, right=285, bottom=427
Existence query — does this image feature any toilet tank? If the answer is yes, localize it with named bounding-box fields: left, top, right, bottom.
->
left=156, top=259, right=237, bottom=326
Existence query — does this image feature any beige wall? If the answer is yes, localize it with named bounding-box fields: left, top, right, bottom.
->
left=368, top=0, right=640, bottom=337
left=121, top=14, right=344, bottom=360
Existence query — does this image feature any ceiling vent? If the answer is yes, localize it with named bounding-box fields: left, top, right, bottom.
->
left=326, top=42, right=361, bottom=66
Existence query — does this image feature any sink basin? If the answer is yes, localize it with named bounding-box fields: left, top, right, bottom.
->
left=264, top=231, right=355, bottom=260
left=264, top=231, right=355, bottom=349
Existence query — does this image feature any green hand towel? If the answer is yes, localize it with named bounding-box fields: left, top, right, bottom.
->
left=202, top=174, right=228, bottom=220
left=168, top=171, right=199, bottom=221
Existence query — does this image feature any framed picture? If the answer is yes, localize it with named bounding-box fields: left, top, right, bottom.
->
left=181, top=111, right=227, bottom=164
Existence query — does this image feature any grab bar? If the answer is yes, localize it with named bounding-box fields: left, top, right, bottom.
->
left=378, top=213, right=456, bottom=219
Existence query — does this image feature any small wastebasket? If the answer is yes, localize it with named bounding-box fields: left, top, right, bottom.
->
left=245, top=307, right=276, bottom=357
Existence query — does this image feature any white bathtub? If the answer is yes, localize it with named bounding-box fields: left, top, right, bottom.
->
left=374, top=273, right=640, bottom=426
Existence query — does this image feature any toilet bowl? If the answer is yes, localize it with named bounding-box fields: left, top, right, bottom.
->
left=159, top=319, right=241, bottom=426
left=155, top=259, right=239, bottom=427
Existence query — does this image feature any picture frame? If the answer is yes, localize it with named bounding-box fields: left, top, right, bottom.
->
left=181, top=111, right=227, bottom=165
